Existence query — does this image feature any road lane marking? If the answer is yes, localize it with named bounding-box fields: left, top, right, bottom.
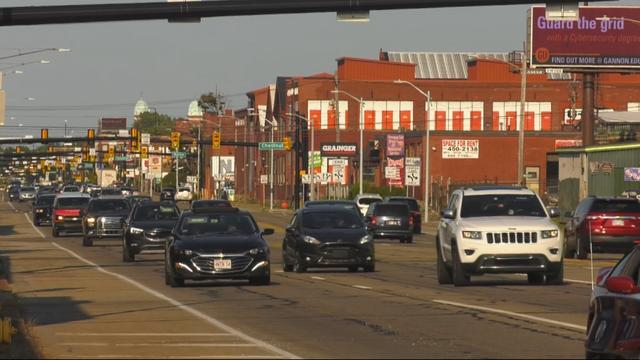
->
left=565, top=278, right=593, bottom=285
left=353, top=285, right=372, bottom=290
left=311, top=276, right=325, bottom=280
left=49, top=242, right=299, bottom=359
left=56, top=333, right=234, bottom=337
left=60, top=343, right=259, bottom=347
left=432, top=299, right=587, bottom=332
left=7, top=201, right=17, bottom=211
left=25, top=213, right=46, bottom=239
left=18, top=213, right=298, bottom=359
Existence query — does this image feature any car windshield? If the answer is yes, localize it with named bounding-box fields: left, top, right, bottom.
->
left=21, top=187, right=35, bottom=192
left=388, top=199, right=419, bottom=211
left=359, top=198, right=381, bottom=206
left=57, top=197, right=90, bottom=208
left=101, top=188, right=122, bottom=195
left=375, top=204, right=409, bottom=217
left=89, top=199, right=130, bottom=212
left=192, top=200, right=231, bottom=209
left=302, top=211, right=363, bottom=229
left=460, top=195, right=546, bottom=218
left=36, top=196, right=55, bottom=205
left=179, top=213, right=257, bottom=236
left=64, top=186, right=79, bottom=191
left=591, top=200, right=640, bottom=213
left=134, top=205, right=179, bottom=221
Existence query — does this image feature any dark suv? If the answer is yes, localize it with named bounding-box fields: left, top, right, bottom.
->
left=364, top=202, right=413, bottom=243
left=123, top=201, right=180, bottom=262
left=160, top=187, right=176, bottom=201
left=82, top=197, right=131, bottom=246
left=383, top=197, right=421, bottom=233
left=33, top=193, right=56, bottom=226
left=565, top=197, right=640, bottom=259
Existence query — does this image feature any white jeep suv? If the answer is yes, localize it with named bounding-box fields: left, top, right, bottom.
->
left=436, top=186, right=563, bottom=286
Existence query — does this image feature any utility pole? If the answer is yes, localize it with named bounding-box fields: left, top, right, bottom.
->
left=196, top=124, right=201, bottom=197
left=334, top=69, right=340, bottom=142
left=517, top=41, right=527, bottom=186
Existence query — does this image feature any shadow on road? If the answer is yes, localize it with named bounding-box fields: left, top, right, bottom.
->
left=0, top=225, right=17, bottom=236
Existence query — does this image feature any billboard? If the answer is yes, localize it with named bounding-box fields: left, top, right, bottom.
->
left=320, top=143, right=357, bottom=157
left=530, top=6, right=640, bottom=69
left=442, top=139, right=479, bottom=159
left=386, top=134, right=405, bottom=157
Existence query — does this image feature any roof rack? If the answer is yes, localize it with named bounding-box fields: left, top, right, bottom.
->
left=465, top=185, right=528, bottom=191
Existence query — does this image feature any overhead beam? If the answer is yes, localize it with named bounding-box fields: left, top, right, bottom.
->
left=0, top=0, right=611, bottom=27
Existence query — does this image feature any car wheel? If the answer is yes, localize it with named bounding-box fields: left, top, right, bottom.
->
left=82, top=236, right=93, bottom=247
left=546, top=262, right=564, bottom=285
left=363, top=263, right=375, bottom=272
left=52, top=227, right=59, bottom=238
left=399, top=238, right=406, bottom=244
left=436, top=238, right=453, bottom=285
left=576, top=236, right=588, bottom=260
left=527, top=272, right=545, bottom=285
left=122, top=240, right=135, bottom=262
left=414, top=225, right=421, bottom=234
left=165, top=266, right=184, bottom=287
left=406, top=236, right=414, bottom=244
left=452, top=243, right=470, bottom=287
left=249, top=275, right=271, bottom=286
left=282, top=254, right=294, bottom=272
left=348, top=266, right=359, bottom=272
left=293, top=255, right=306, bottom=273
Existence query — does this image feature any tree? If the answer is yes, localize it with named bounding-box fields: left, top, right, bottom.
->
left=198, top=92, right=226, bottom=115
left=133, top=111, right=175, bottom=136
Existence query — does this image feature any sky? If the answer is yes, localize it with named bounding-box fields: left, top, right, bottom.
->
left=0, top=0, right=632, bottom=138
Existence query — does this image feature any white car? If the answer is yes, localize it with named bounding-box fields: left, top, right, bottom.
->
left=355, top=193, right=383, bottom=216
left=175, top=187, right=193, bottom=201
left=436, top=186, right=563, bottom=286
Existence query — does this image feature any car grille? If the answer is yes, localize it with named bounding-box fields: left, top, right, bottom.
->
left=98, top=217, right=123, bottom=230
left=145, top=229, right=172, bottom=240
left=191, top=255, right=253, bottom=274
left=486, top=232, right=538, bottom=244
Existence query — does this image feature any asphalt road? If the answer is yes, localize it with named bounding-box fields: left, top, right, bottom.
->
left=0, top=199, right=621, bottom=359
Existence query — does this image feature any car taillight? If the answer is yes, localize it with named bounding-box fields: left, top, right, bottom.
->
left=371, top=216, right=377, bottom=225
left=408, top=216, right=414, bottom=226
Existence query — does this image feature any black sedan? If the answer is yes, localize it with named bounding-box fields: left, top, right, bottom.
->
left=33, top=193, right=56, bottom=226
left=165, top=207, right=273, bottom=287
left=282, top=207, right=374, bottom=273
left=586, top=245, right=640, bottom=358
left=122, top=202, right=180, bottom=262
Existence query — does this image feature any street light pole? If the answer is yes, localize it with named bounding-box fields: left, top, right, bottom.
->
left=263, top=118, right=276, bottom=211
left=394, top=80, right=431, bottom=224
left=518, top=41, right=527, bottom=187
left=286, top=112, right=314, bottom=201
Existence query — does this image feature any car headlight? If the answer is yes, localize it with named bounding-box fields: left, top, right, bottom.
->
left=360, top=235, right=372, bottom=244
left=177, top=249, right=193, bottom=256
left=130, top=227, right=144, bottom=235
left=35, top=209, right=44, bottom=213
left=56, top=215, right=64, bottom=221
left=249, top=247, right=268, bottom=255
left=462, top=231, right=482, bottom=240
left=303, top=236, right=321, bottom=245
left=541, top=229, right=559, bottom=239
left=86, top=217, right=96, bottom=224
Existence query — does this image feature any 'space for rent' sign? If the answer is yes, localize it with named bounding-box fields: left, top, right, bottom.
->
left=442, top=139, right=479, bottom=159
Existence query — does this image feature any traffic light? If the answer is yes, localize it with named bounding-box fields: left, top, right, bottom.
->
left=130, top=128, right=140, bottom=152
left=88, top=129, right=95, bottom=146
left=40, top=128, right=48, bottom=142
left=171, top=131, right=181, bottom=150
left=141, top=146, right=148, bottom=159
left=283, top=136, right=292, bottom=151
left=82, top=146, right=89, bottom=161
left=108, top=146, right=115, bottom=158
left=212, top=131, right=221, bottom=149
left=15, top=147, right=21, bottom=154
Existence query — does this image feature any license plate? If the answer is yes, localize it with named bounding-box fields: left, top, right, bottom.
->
left=386, top=220, right=400, bottom=226
left=612, top=219, right=625, bottom=226
left=213, top=259, right=232, bottom=270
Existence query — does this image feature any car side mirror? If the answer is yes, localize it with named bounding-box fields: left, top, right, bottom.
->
left=548, top=207, right=560, bottom=218
left=441, top=208, right=455, bottom=219
left=262, top=228, right=275, bottom=236
left=605, top=276, right=640, bottom=294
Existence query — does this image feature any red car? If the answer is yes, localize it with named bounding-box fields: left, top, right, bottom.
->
left=564, top=197, right=640, bottom=259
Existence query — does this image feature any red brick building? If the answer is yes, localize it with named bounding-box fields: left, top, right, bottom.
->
left=228, top=51, right=640, bottom=208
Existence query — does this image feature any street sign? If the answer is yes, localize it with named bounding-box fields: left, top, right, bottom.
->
left=141, top=146, right=149, bottom=159
left=385, top=166, right=399, bottom=179
left=115, top=155, right=127, bottom=161
left=405, top=166, right=421, bottom=186
left=172, top=151, right=186, bottom=159
left=259, top=142, right=284, bottom=151
left=260, top=174, right=269, bottom=184
left=405, top=157, right=421, bottom=167
left=81, top=162, right=94, bottom=170
left=141, top=133, right=150, bottom=145
left=302, top=174, right=311, bottom=184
